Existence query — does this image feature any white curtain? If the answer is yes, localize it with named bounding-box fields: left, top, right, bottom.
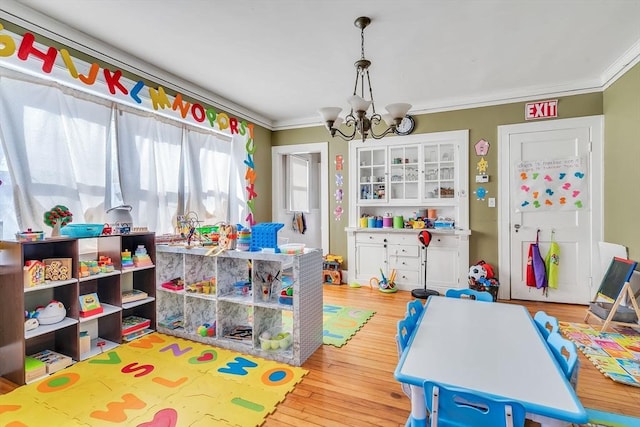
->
left=0, top=69, right=250, bottom=238
left=0, top=74, right=113, bottom=233
left=116, top=110, right=183, bottom=234
left=184, top=128, right=232, bottom=225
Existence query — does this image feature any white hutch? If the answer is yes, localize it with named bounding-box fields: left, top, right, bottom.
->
left=346, top=130, right=471, bottom=294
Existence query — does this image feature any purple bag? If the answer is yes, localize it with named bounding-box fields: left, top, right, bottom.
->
left=526, top=230, right=547, bottom=291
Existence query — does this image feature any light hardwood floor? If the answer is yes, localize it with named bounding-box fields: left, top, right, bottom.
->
left=2, top=285, right=639, bottom=426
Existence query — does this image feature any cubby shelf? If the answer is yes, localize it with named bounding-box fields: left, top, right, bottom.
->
left=0, top=232, right=156, bottom=385
left=155, top=245, right=323, bottom=366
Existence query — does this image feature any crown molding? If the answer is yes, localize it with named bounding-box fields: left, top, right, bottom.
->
left=601, top=38, right=640, bottom=90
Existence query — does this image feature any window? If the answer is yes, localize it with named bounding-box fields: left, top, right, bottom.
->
left=0, top=71, right=243, bottom=238
left=286, top=154, right=310, bottom=212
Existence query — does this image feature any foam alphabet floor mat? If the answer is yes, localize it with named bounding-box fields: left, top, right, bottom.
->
left=0, top=333, right=307, bottom=426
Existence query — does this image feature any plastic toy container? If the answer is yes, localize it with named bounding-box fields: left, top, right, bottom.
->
left=233, top=281, right=251, bottom=297
left=16, top=230, right=45, bottom=241
left=258, top=328, right=292, bottom=351
left=279, top=294, right=293, bottom=305
left=279, top=243, right=305, bottom=254
left=250, top=223, right=284, bottom=252
left=60, top=223, right=104, bottom=238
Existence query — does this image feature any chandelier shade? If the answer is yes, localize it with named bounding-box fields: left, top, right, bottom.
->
left=318, top=16, right=411, bottom=142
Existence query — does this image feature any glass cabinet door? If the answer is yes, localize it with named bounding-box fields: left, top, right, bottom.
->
left=423, top=143, right=456, bottom=200
left=358, top=147, right=387, bottom=202
left=389, top=145, right=420, bottom=201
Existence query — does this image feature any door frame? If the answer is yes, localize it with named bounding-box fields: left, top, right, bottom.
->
left=497, top=116, right=604, bottom=301
left=271, top=142, right=329, bottom=253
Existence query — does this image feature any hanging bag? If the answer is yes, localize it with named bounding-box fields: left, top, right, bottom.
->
left=545, top=230, right=560, bottom=289
left=526, top=230, right=548, bottom=293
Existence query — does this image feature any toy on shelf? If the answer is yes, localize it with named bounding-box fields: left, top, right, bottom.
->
left=121, top=250, right=134, bottom=269
left=133, top=245, right=153, bottom=267
left=323, top=254, right=344, bottom=285
left=121, top=288, right=148, bottom=303
left=161, top=277, right=185, bottom=291
left=158, top=314, right=183, bottom=330
left=23, top=260, right=45, bottom=288
left=98, top=256, right=115, bottom=273
left=24, top=310, right=39, bottom=332
left=16, top=229, right=44, bottom=242
left=44, top=258, right=72, bottom=281
left=279, top=285, right=293, bottom=305
left=79, top=292, right=103, bottom=317
left=186, top=278, right=216, bottom=294
left=35, top=300, right=66, bottom=325
left=197, top=322, right=216, bottom=337
left=370, top=268, right=398, bottom=293
left=79, top=260, right=100, bottom=277
left=43, top=205, right=73, bottom=237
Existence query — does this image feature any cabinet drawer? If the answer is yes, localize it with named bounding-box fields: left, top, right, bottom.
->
left=355, top=233, right=388, bottom=245
left=389, top=256, right=422, bottom=271
left=429, top=235, right=459, bottom=248
left=393, top=268, right=421, bottom=285
left=386, top=233, right=418, bottom=245
left=388, top=244, right=420, bottom=258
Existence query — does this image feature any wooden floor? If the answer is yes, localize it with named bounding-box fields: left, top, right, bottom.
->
left=2, top=285, right=639, bottom=426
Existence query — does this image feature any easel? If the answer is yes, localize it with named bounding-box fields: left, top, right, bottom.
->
left=584, top=257, right=640, bottom=331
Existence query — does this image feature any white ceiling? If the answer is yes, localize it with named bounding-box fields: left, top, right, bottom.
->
left=4, top=0, right=640, bottom=130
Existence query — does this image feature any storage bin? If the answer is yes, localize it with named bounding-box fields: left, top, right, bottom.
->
left=279, top=243, right=305, bottom=254
left=60, top=223, right=104, bottom=238
left=16, top=230, right=44, bottom=241
left=259, top=328, right=292, bottom=351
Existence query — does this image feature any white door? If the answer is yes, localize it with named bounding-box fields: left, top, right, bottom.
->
left=498, top=116, right=603, bottom=304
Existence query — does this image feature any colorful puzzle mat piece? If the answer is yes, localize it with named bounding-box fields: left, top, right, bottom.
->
left=322, top=304, right=376, bottom=347
left=560, top=322, right=640, bottom=387
left=283, top=304, right=376, bottom=348
left=0, top=333, right=307, bottom=426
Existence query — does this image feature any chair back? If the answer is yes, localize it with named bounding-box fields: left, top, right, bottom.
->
left=445, top=288, right=493, bottom=302
left=547, top=332, right=578, bottom=380
left=423, top=381, right=525, bottom=427
left=406, top=299, right=424, bottom=327
left=397, top=318, right=412, bottom=352
left=533, top=311, right=559, bottom=340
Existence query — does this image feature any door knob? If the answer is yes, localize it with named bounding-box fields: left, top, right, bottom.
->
left=514, top=224, right=521, bottom=233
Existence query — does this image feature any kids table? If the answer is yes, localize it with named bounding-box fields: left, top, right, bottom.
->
left=394, top=296, right=587, bottom=427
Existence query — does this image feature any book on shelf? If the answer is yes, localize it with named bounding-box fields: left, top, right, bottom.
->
left=24, top=356, right=47, bottom=382
left=122, top=315, right=151, bottom=335
left=122, top=328, right=153, bottom=342
left=121, top=289, right=148, bottom=304
left=29, top=349, right=73, bottom=374
left=79, top=292, right=103, bottom=317
left=158, top=314, right=183, bottom=330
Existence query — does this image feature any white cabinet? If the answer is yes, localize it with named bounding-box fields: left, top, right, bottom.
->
left=347, top=229, right=469, bottom=293
left=350, top=130, right=469, bottom=228
left=357, top=147, right=388, bottom=201
left=347, top=130, right=470, bottom=294
left=155, top=246, right=323, bottom=366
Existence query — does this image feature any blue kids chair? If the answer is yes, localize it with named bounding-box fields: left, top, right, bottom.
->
left=445, top=288, right=493, bottom=302
left=533, top=311, right=559, bottom=340
left=423, top=381, right=526, bottom=427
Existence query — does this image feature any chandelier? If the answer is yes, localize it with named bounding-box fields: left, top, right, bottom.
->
left=318, top=16, right=411, bottom=142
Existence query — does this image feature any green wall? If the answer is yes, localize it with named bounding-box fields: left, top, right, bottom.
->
left=272, top=93, right=603, bottom=270
left=603, top=62, right=640, bottom=260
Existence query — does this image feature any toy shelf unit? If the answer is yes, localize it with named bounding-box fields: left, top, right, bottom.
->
left=155, top=245, right=323, bottom=366
left=0, top=232, right=156, bottom=386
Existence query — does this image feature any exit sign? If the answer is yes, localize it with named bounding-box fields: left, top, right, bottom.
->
left=525, top=99, right=558, bottom=120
